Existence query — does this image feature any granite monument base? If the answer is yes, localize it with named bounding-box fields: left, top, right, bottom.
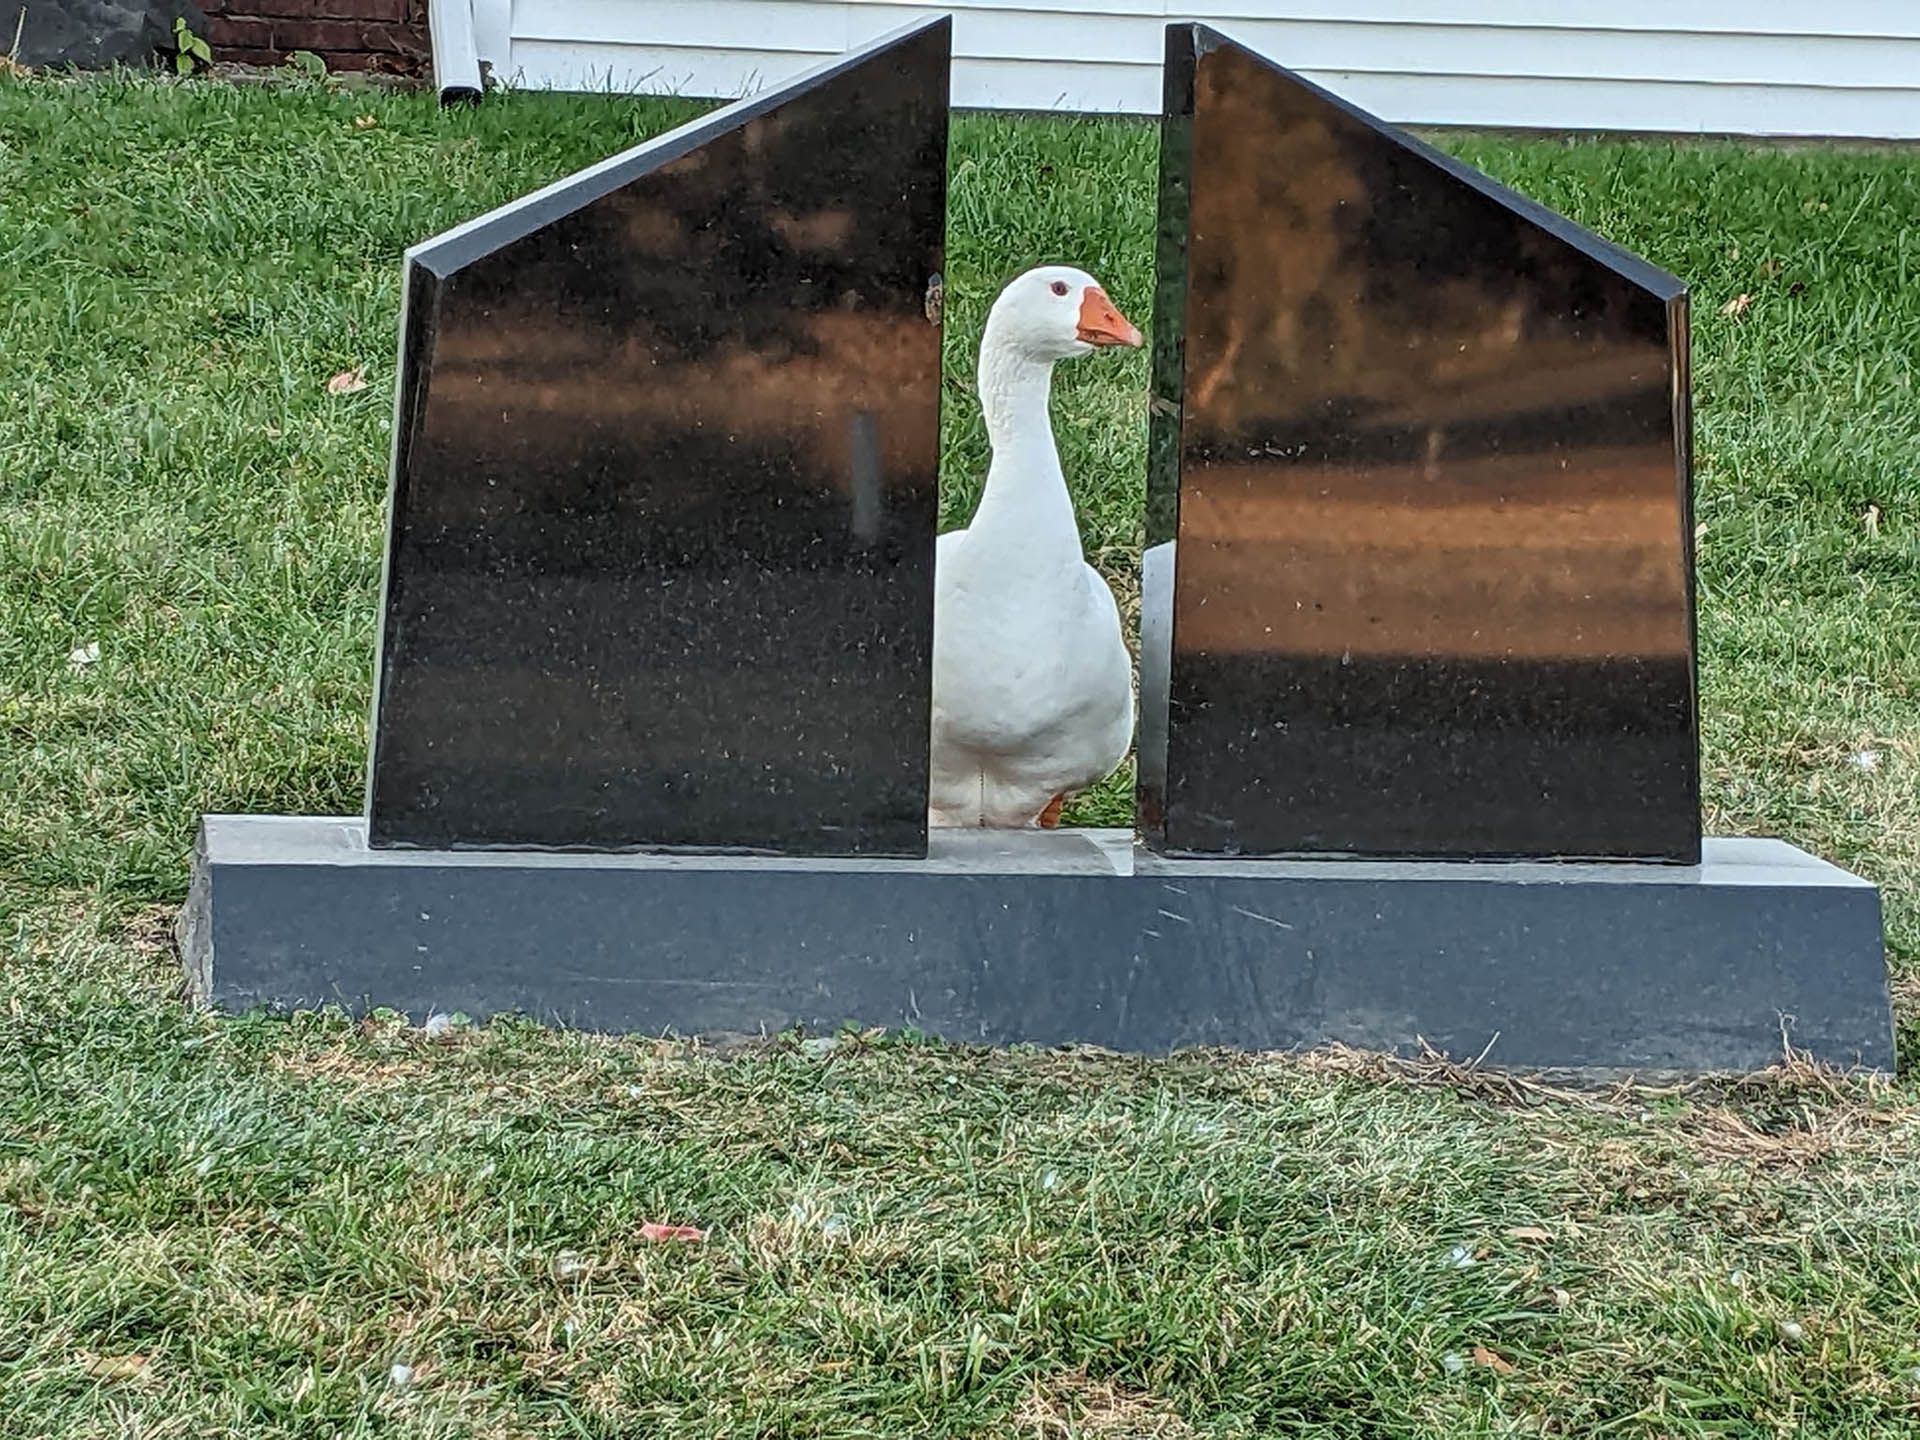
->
left=179, top=816, right=1893, bottom=1073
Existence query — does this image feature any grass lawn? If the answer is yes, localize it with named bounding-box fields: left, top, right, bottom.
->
left=4, top=69, right=1920, bottom=1437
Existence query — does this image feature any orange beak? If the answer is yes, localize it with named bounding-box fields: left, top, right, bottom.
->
left=1076, top=287, right=1143, bottom=348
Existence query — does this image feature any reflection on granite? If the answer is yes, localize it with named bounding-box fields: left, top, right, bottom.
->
left=368, top=19, right=950, bottom=856
left=1141, top=24, right=1699, bottom=862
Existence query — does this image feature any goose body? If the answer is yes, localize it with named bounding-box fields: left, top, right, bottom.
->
left=929, top=267, right=1141, bottom=828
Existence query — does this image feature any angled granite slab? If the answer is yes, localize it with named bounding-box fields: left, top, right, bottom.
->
left=1142, top=24, right=1699, bottom=862
left=369, top=18, right=950, bottom=857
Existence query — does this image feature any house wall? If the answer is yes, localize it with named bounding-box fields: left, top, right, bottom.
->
left=203, top=0, right=429, bottom=73
left=494, top=0, right=1920, bottom=137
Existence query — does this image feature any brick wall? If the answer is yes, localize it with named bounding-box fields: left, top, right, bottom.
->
left=203, top=0, right=430, bottom=75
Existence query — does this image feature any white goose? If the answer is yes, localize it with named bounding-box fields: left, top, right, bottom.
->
left=929, top=266, right=1142, bottom=828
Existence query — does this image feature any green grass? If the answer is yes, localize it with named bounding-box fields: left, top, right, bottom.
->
left=4, top=71, right=1920, bottom=1437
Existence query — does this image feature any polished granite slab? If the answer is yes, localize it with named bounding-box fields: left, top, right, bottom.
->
left=367, top=18, right=950, bottom=856
left=182, top=816, right=1893, bottom=1072
left=1141, top=24, right=1699, bottom=862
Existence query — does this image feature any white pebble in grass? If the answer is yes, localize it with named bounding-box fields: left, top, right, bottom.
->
left=1728, top=1269, right=1749, bottom=1288
left=1441, top=1352, right=1466, bottom=1376
left=389, top=1362, right=415, bottom=1388
left=67, top=642, right=100, bottom=672
left=1777, top=1319, right=1805, bottom=1344
left=1851, top=749, right=1882, bottom=772
left=821, top=1214, right=850, bottom=1240
left=1039, top=1169, right=1060, bottom=1191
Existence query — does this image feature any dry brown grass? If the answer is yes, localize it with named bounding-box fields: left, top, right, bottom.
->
left=1298, top=1040, right=1911, bottom=1171
left=1013, top=1373, right=1194, bottom=1440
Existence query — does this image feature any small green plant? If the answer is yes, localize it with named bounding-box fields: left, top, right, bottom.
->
left=172, top=16, right=211, bottom=75
left=283, top=49, right=328, bottom=81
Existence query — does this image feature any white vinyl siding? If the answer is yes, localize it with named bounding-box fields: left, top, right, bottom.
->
left=493, top=0, right=1920, bottom=137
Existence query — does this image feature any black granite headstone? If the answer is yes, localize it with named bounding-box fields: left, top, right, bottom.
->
left=1140, top=24, right=1699, bottom=863
left=368, top=18, right=950, bottom=857
left=180, top=21, right=1892, bottom=1076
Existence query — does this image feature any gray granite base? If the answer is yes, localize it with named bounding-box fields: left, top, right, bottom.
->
left=179, top=816, right=1894, bottom=1073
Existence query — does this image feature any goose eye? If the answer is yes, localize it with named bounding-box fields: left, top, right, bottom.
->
left=1050, top=280, right=1069, bottom=296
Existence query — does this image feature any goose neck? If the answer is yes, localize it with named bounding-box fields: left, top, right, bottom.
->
left=977, top=333, right=1057, bottom=456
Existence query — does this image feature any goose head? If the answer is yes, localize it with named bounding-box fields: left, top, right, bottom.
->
left=984, top=265, right=1143, bottom=362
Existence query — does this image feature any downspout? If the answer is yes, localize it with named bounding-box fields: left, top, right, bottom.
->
left=428, top=0, right=483, bottom=104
